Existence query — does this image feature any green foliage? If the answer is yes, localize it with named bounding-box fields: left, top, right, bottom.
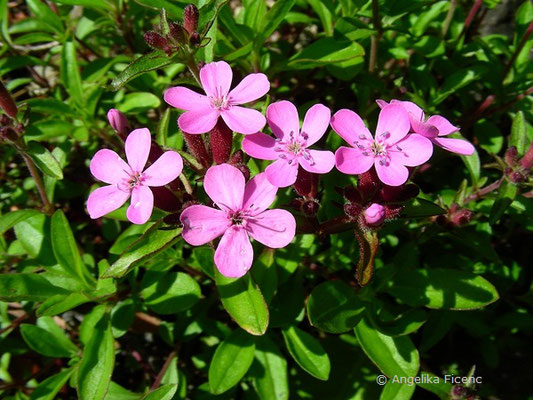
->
left=0, top=0, right=531, bottom=399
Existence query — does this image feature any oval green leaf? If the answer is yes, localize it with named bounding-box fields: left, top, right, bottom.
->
left=208, top=329, right=255, bottom=394
left=282, top=325, right=330, bottom=380
left=30, top=367, right=74, bottom=400
left=0, top=273, right=69, bottom=302
left=215, top=270, right=269, bottom=336
left=354, top=315, right=420, bottom=377
left=20, top=317, right=78, bottom=358
left=142, top=384, right=177, bottom=400
left=110, top=51, right=174, bottom=91
left=0, top=209, right=41, bottom=234
left=141, top=271, right=201, bottom=314
left=25, top=141, right=63, bottom=179
left=253, top=336, right=289, bottom=400
left=306, top=281, right=365, bottom=333
left=379, top=380, right=416, bottom=400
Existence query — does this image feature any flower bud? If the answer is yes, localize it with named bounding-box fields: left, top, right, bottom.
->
left=189, top=32, right=201, bottom=46
left=169, top=22, right=187, bottom=44
left=520, top=143, right=533, bottom=170
left=0, top=80, right=17, bottom=119
left=183, top=4, right=199, bottom=35
left=209, top=119, right=233, bottom=164
left=451, top=385, right=467, bottom=399
left=144, top=31, right=169, bottom=50
left=302, top=199, right=320, bottom=216
left=294, top=167, right=318, bottom=198
left=504, top=146, right=518, bottom=166
left=183, top=132, right=212, bottom=168
left=107, top=109, right=131, bottom=139
left=344, top=203, right=362, bottom=219
left=364, top=203, right=386, bottom=226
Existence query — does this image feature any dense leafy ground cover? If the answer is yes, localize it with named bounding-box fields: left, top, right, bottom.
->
left=0, top=0, right=532, bottom=399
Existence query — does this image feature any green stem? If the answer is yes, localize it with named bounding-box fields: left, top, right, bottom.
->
left=21, top=152, right=53, bottom=215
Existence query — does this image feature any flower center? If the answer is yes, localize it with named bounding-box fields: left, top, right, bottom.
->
left=273, top=130, right=315, bottom=166
left=229, top=210, right=248, bottom=226
left=128, top=171, right=144, bottom=188
left=353, top=131, right=409, bottom=168
left=209, top=86, right=231, bottom=111
left=370, top=141, right=387, bottom=156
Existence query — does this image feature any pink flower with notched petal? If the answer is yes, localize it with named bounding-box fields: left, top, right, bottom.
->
left=332, top=104, right=433, bottom=186
left=87, top=128, right=183, bottom=224
left=377, top=99, right=475, bottom=156
left=180, top=164, right=296, bottom=278
left=242, top=101, right=335, bottom=188
left=164, top=61, right=270, bottom=135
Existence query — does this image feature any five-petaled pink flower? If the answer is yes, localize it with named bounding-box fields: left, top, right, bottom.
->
left=164, top=61, right=270, bottom=135
left=377, top=99, right=475, bottom=156
left=331, top=104, right=433, bottom=186
left=87, top=128, right=183, bottom=224
left=180, top=164, right=296, bottom=278
left=242, top=101, right=335, bottom=188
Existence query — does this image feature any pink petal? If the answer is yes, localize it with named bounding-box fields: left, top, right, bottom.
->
left=229, top=73, right=270, bottom=105
left=87, top=185, right=130, bottom=219
left=204, top=164, right=245, bottom=211
left=242, top=133, right=279, bottom=160
left=90, top=149, right=130, bottom=184
left=247, top=209, right=296, bottom=248
left=390, top=134, right=433, bottom=167
left=376, top=99, right=389, bottom=109
left=426, top=115, right=460, bottom=136
left=376, top=104, right=410, bottom=145
left=107, top=109, right=130, bottom=135
left=200, top=61, right=232, bottom=98
left=335, top=146, right=374, bottom=175
left=180, top=205, right=230, bottom=245
left=126, top=185, right=154, bottom=224
left=301, top=104, right=331, bottom=146
left=164, top=86, right=210, bottom=111
left=214, top=227, right=253, bottom=278
left=125, top=128, right=151, bottom=172
left=391, top=100, right=425, bottom=122
left=410, top=119, right=439, bottom=138
left=266, top=100, right=300, bottom=140
left=242, top=172, right=277, bottom=214
left=374, top=159, right=409, bottom=186
left=178, top=108, right=219, bottom=134
left=330, top=109, right=373, bottom=145
left=299, top=149, right=335, bottom=174
left=432, top=137, right=475, bottom=155
left=221, top=106, right=266, bottom=134
left=265, top=159, right=299, bottom=188
left=143, top=151, right=183, bottom=186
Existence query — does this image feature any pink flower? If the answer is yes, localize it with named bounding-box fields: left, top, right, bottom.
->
left=242, top=101, right=335, bottom=188
left=331, top=104, right=433, bottom=186
left=87, top=128, right=183, bottom=224
left=107, top=108, right=130, bottom=136
left=180, top=164, right=296, bottom=278
left=164, top=61, right=270, bottom=135
left=377, top=99, right=475, bottom=156
left=364, top=203, right=386, bottom=226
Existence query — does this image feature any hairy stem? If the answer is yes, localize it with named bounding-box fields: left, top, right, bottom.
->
left=21, top=152, right=53, bottom=214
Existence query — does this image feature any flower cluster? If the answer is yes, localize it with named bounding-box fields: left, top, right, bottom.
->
left=88, top=60, right=474, bottom=278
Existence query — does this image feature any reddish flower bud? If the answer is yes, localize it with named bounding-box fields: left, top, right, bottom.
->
left=364, top=203, right=386, bottom=226
left=451, top=385, right=467, bottom=399
left=228, top=150, right=250, bottom=180
left=384, top=204, right=403, bottom=219
left=294, top=167, right=318, bottom=198
left=183, top=132, right=212, bottom=168
left=169, top=22, right=187, bottom=44
left=344, top=203, right=362, bottom=219
left=209, top=119, right=233, bottom=164
left=380, top=183, right=419, bottom=202
left=107, top=109, right=130, bottom=139
left=144, top=31, right=169, bottom=50
left=152, top=187, right=181, bottom=212
left=343, top=186, right=363, bottom=204
left=509, top=171, right=525, bottom=183
left=302, top=199, right=320, bottom=216
left=520, top=143, right=533, bottom=170
left=0, top=80, right=17, bottom=119
left=504, top=146, right=519, bottom=166
left=450, top=208, right=473, bottom=227
left=189, top=32, right=201, bottom=46
left=183, top=4, right=199, bottom=35
left=357, top=169, right=380, bottom=201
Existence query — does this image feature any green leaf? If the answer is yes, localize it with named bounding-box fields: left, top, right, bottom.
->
left=416, top=371, right=453, bottom=399
left=20, top=317, right=78, bottom=357
left=251, top=249, right=277, bottom=304
left=354, top=315, right=420, bottom=377
left=106, top=382, right=143, bottom=400
left=282, top=325, right=330, bottom=380
left=37, top=292, right=91, bottom=317
left=368, top=308, right=427, bottom=337
left=118, top=92, right=161, bottom=113
left=14, top=213, right=55, bottom=264
left=460, top=143, right=480, bottom=185
left=27, top=0, right=63, bottom=33
left=253, top=336, right=289, bottom=400
left=142, top=384, right=177, bottom=400
left=287, top=38, right=365, bottom=70
left=379, top=380, right=416, bottom=400
left=384, top=268, right=500, bottom=310
left=101, top=224, right=182, bottom=278
left=306, top=281, right=365, bottom=333
left=0, top=209, right=41, bottom=234
left=156, top=108, right=171, bottom=146
left=141, top=271, right=201, bottom=314
left=255, top=0, right=296, bottom=46
left=25, top=141, right=63, bottom=179
left=307, top=0, right=333, bottom=36
left=215, top=270, right=269, bottom=336
left=489, top=180, right=518, bottom=224
left=51, top=210, right=93, bottom=287
left=110, top=51, right=173, bottom=91
left=0, top=273, right=69, bottom=302
left=77, top=314, right=115, bottom=400
left=50, top=0, right=113, bottom=11
left=401, top=198, right=446, bottom=218
left=30, top=368, right=74, bottom=400
left=354, top=226, right=378, bottom=286
left=433, top=68, right=482, bottom=105
left=208, top=329, right=256, bottom=394
left=510, top=111, right=528, bottom=154
left=61, top=40, right=84, bottom=106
